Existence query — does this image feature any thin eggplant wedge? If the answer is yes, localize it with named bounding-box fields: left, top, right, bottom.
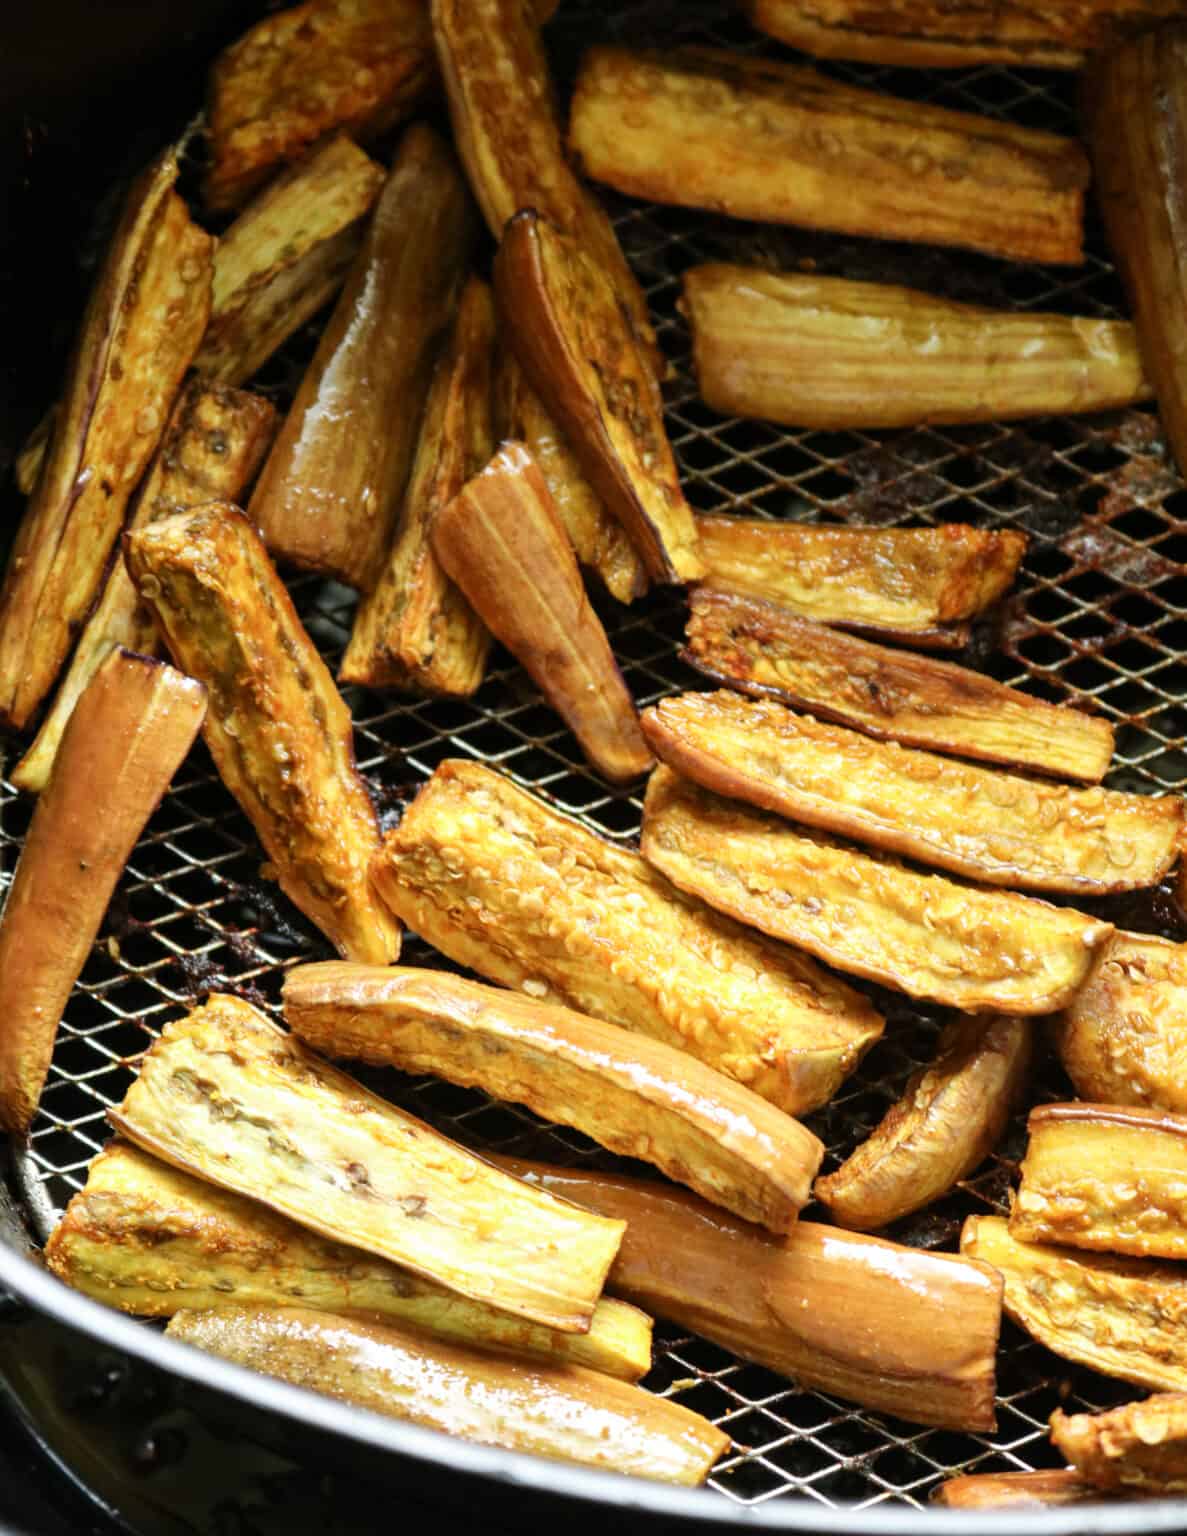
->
left=932, top=1471, right=1104, bottom=1509
left=46, top=1142, right=651, bottom=1383
left=248, top=122, right=474, bottom=590
left=284, top=963, right=823, bottom=1233
left=505, top=1158, right=1002, bottom=1433
left=372, top=760, right=884, bottom=1116
left=432, top=443, right=653, bottom=783
left=682, top=265, right=1151, bottom=430
left=126, top=502, right=401, bottom=965
left=0, top=652, right=205, bottom=1134
left=0, top=151, right=213, bottom=731
left=1051, top=1396, right=1187, bottom=1496
left=569, top=47, right=1088, bottom=267
left=695, top=516, right=1026, bottom=650
left=12, top=382, right=278, bottom=795
left=683, top=589, right=1115, bottom=784
left=962, top=1215, right=1187, bottom=1395
left=641, top=691, right=1183, bottom=895
left=167, top=1306, right=725, bottom=1484
left=340, top=276, right=493, bottom=697
left=495, top=212, right=701, bottom=586
left=109, top=996, right=625, bottom=1334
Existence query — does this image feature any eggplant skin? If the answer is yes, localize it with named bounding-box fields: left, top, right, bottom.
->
left=1050, top=1395, right=1187, bottom=1496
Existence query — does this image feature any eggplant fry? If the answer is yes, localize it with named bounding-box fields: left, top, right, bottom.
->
left=962, top=1215, right=1187, bottom=1394
left=683, top=265, right=1151, bottom=430
left=569, top=47, right=1088, bottom=266
left=495, top=212, right=701, bottom=586
left=0, top=151, right=213, bottom=732
left=695, top=516, right=1025, bottom=650
left=683, top=590, right=1115, bottom=784
left=0, top=652, right=205, bottom=1134
left=167, top=1306, right=725, bottom=1484
left=1051, top=1395, right=1187, bottom=1496
left=641, top=691, right=1183, bottom=895
left=248, top=122, right=474, bottom=591
left=126, top=502, right=401, bottom=965
left=372, top=760, right=884, bottom=1116
left=109, top=996, right=625, bottom=1334
left=46, top=1142, right=652, bottom=1382
left=12, top=382, right=277, bottom=796
left=505, top=1158, right=1002, bottom=1432
left=932, top=1471, right=1104, bottom=1510
left=432, top=442, right=653, bottom=782
left=340, top=276, right=493, bottom=696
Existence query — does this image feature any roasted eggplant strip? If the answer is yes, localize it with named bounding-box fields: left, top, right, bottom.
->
left=372, top=760, right=883, bottom=1116
left=932, top=1471, right=1104, bottom=1510
left=962, top=1215, right=1187, bottom=1395
left=110, top=996, right=625, bottom=1334
left=248, top=123, right=474, bottom=591
left=126, top=502, right=401, bottom=965
left=284, top=963, right=823, bottom=1233
left=46, top=1143, right=651, bottom=1383
left=340, top=276, right=493, bottom=696
left=0, top=152, right=213, bottom=732
left=641, top=767, right=1110, bottom=1014
left=495, top=212, right=701, bottom=586
left=683, top=590, right=1115, bottom=784
left=0, top=652, right=205, bottom=1134
left=167, top=1306, right=725, bottom=1485
left=683, top=266, right=1151, bottom=430
left=504, top=1158, right=1002, bottom=1432
left=642, top=691, right=1183, bottom=896
left=695, top=516, right=1025, bottom=650
left=1051, top=1395, right=1187, bottom=1496
left=568, top=47, right=1088, bottom=267
left=12, top=383, right=277, bottom=796
left=432, top=443, right=653, bottom=783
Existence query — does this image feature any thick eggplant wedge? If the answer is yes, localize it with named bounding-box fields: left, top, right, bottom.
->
left=432, top=443, right=653, bottom=783
left=695, top=516, right=1026, bottom=650
left=196, top=136, right=386, bottom=386
left=167, top=1306, right=725, bottom=1484
left=505, top=1158, right=1002, bottom=1432
left=568, top=48, right=1088, bottom=267
left=0, top=652, right=205, bottom=1134
left=109, top=996, right=625, bottom=1334
left=641, top=691, right=1183, bottom=896
left=284, top=963, right=823, bottom=1232
left=0, top=151, right=213, bottom=732
left=495, top=213, right=701, bottom=586
left=683, top=265, right=1151, bottom=430
left=340, top=276, right=493, bottom=696
left=372, top=760, right=884, bottom=1115
left=683, top=590, right=1115, bottom=784
left=248, top=123, right=474, bottom=591
left=933, top=1472, right=1103, bottom=1509
left=46, top=1142, right=651, bottom=1383
left=1051, top=1395, right=1187, bottom=1496
left=962, top=1215, right=1187, bottom=1394
left=12, top=382, right=278, bottom=796
left=126, top=503, right=401, bottom=965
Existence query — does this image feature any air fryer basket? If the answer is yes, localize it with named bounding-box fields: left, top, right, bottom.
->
left=2, top=0, right=1186, bottom=1526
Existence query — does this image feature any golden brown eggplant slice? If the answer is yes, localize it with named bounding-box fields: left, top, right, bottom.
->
left=641, top=691, right=1182, bottom=895
left=372, top=760, right=883, bottom=1115
left=126, top=502, right=401, bottom=965
left=109, top=996, right=625, bottom=1334
left=248, top=122, right=474, bottom=591
left=932, top=1471, right=1105, bottom=1509
left=495, top=212, right=701, bottom=586
left=683, top=589, right=1115, bottom=784
left=46, top=1142, right=651, bottom=1382
left=0, top=652, right=205, bottom=1134
left=167, top=1306, right=725, bottom=1484
left=284, top=963, right=823, bottom=1232
left=1051, top=1395, right=1187, bottom=1496
left=0, top=152, right=213, bottom=731
left=569, top=47, right=1088, bottom=266
left=432, top=443, right=653, bottom=783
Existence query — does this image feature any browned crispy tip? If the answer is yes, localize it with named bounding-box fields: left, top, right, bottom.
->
left=494, top=211, right=701, bottom=586
left=1051, top=1395, right=1187, bottom=1496
left=0, top=651, right=206, bottom=1134
left=569, top=46, right=1088, bottom=266
left=932, top=1471, right=1105, bottom=1509
left=432, top=443, right=653, bottom=783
